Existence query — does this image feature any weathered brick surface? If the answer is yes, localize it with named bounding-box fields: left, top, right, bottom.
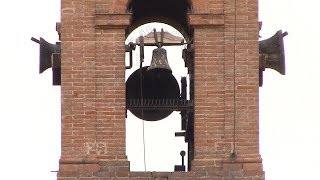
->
left=58, top=0, right=264, bottom=179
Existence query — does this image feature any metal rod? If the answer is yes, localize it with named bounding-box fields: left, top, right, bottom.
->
left=126, top=50, right=133, bottom=69
left=139, top=36, right=144, bottom=63
left=181, top=151, right=186, bottom=167
left=136, top=42, right=188, bottom=46
left=126, top=41, right=190, bottom=48
left=153, top=28, right=160, bottom=47
left=175, top=132, right=186, bottom=137
left=182, top=154, right=185, bottom=167
left=31, top=37, right=40, bottom=44
left=160, top=29, right=164, bottom=45
left=282, top=31, right=288, bottom=37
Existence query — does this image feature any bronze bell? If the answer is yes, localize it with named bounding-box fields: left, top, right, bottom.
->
left=126, top=66, right=180, bottom=121
left=147, top=47, right=172, bottom=72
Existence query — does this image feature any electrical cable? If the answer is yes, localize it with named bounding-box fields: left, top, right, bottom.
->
left=139, top=60, right=147, bottom=171
left=232, top=0, right=238, bottom=158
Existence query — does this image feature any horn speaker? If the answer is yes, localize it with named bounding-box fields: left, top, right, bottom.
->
left=39, top=38, right=60, bottom=74
left=259, top=30, right=288, bottom=86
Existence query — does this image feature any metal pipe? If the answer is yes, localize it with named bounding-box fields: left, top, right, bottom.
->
left=31, top=37, right=40, bottom=44
left=126, top=50, right=133, bottom=69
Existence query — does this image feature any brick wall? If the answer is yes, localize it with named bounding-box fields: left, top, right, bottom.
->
left=58, top=0, right=264, bottom=179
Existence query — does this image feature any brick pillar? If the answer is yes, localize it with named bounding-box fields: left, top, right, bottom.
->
left=187, top=10, right=225, bottom=174
left=188, top=0, right=264, bottom=179
left=58, top=0, right=131, bottom=178
left=94, top=13, right=132, bottom=161
left=59, top=0, right=97, bottom=164
left=222, top=0, right=264, bottom=178
left=193, top=25, right=226, bottom=165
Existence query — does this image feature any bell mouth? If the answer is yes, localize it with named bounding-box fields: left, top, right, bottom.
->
left=126, top=66, right=180, bottom=121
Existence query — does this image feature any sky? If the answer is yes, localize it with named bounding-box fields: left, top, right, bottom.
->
left=0, top=0, right=320, bottom=180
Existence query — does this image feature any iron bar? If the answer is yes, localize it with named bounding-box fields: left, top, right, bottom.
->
left=31, top=37, right=40, bottom=44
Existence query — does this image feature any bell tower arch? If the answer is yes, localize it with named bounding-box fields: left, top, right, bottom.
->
left=57, top=0, right=265, bottom=179
left=126, top=0, right=192, bottom=38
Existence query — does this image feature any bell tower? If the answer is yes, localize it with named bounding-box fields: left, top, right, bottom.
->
left=54, top=0, right=271, bottom=179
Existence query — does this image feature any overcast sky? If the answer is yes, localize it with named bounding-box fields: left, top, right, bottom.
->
left=0, top=0, right=320, bottom=180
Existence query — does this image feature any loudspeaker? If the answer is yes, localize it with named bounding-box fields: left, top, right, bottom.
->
left=259, top=30, right=287, bottom=74
left=52, top=53, right=61, bottom=85
left=259, top=30, right=288, bottom=86
left=39, top=38, right=60, bottom=74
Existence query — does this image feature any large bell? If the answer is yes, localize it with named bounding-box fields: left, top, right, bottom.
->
left=147, top=47, right=172, bottom=72
left=126, top=46, right=180, bottom=121
left=126, top=66, right=180, bottom=121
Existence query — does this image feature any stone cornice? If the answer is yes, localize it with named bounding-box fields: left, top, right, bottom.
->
left=95, top=13, right=132, bottom=29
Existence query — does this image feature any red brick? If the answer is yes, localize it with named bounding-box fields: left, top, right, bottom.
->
left=58, top=0, right=264, bottom=179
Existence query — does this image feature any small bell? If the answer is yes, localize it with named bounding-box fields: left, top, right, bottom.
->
left=147, top=47, right=172, bottom=72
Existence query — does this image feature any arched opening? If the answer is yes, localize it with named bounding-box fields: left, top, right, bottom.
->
left=126, top=0, right=192, bottom=38
left=125, top=23, right=193, bottom=172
